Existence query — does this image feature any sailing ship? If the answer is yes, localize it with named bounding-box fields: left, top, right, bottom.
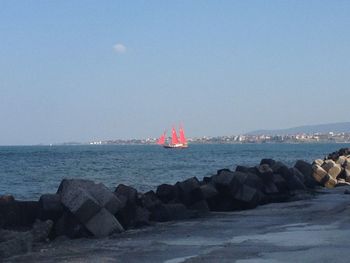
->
left=157, top=125, right=188, bottom=148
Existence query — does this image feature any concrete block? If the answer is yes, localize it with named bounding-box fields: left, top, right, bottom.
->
left=60, top=186, right=101, bottom=224
left=85, top=208, right=124, bottom=237
left=336, top=156, right=347, bottom=166
left=313, top=159, right=324, bottom=166
left=321, top=160, right=335, bottom=172
left=312, top=164, right=328, bottom=183
left=199, top=184, right=218, bottom=199
left=328, top=164, right=342, bottom=179
left=324, top=177, right=337, bottom=188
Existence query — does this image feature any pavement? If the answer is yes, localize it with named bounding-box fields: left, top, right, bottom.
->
left=5, top=186, right=350, bottom=263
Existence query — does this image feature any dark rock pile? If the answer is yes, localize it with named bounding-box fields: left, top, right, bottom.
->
left=312, top=148, right=350, bottom=188
left=0, top=218, right=52, bottom=259
left=2, top=150, right=340, bottom=259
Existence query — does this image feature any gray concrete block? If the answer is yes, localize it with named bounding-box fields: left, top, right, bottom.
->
left=60, top=186, right=101, bottom=224
left=85, top=208, right=124, bottom=237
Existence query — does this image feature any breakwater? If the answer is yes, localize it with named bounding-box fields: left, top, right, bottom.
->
left=1, top=148, right=350, bottom=259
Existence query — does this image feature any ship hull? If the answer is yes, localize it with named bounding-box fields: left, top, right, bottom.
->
left=163, top=143, right=188, bottom=149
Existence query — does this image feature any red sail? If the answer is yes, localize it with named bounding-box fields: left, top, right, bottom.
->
left=157, top=132, right=166, bottom=145
left=179, top=126, right=187, bottom=144
left=171, top=127, right=179, bottom=145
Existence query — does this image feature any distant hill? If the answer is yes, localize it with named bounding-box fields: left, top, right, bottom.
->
left=246, top=122, right=350, bottom=136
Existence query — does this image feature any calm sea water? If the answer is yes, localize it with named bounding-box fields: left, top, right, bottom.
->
left=0, top=143, right=349, bottom=200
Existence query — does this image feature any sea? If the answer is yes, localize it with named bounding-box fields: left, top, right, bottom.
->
left=1, top=143, right=349, bottom=200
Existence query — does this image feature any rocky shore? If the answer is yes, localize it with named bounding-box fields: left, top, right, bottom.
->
left=1, top=148, right=350, bottom=260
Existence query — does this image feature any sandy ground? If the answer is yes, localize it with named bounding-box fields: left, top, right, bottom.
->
left=5, top=186, right=350, bottom=263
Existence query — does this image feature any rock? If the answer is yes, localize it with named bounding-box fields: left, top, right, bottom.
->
left=294, top=160, right=319, bottom=188
left=271, top=161, right=287, bottom=174
left=243, top=173, right=264, bottom=191
left=273, top=163, right=306, bottom=191
left=327, top=148, right=350, bottom=161
left=321, top=160, right=336, bottom=172
left=156, top=184, right=178, bottom=203
left=211, top=170, right=236, bottom=195
left=320, top=173, right=332, bottom=186
left=57, top=179, right=125, bottom=238
left=336, top=156, right=347, bottom=166
left=59, top=186, right=101, bottom=224
left=312, top=164, right=328, bottom=183
left=217, top=168, right=231, bottom=174
left=58, top=179, right=123, bottom=221
left=324, top=177, right=337, bottom=188
left=328, top=164, right=342, bottom=179
left=38, top=194, right=63, bottom=221
left=344, top=169, right=350, bottom=182
left=233, top=184, right=260, bottom=208
left=139, top=190, right=161, bottom=210
left=256, top=164, right=274, bottom=182
left=149, top=204, right=168, bottom=222
left=0, top=195, right=15, bottom=204
left=199, top=184, right=218, bottom=199
left=289, top=174, right=306, bottom=191
left=211, top=171, right=264, bottom=210
left=115, top=202, right=137, bottom=230
left=289, top=167, right=304, bottom=183
left=313, top=159, right=324, bottom=166
left=295, top=160, right=312, bottom=176
left=338, top=148, right=350, bottom=156
left=263, top=181, right=279, bottom=195
left=202, top=176, right=212, bottom=184
left=235, top=165, right=257, bottom=174
left=260, top=159, right=276, bottom=167
left=0, top=200, right=39, bottom=229
left=272, top=174, right=288, bottom=193
left=76, top=180, right=123, bottom=214
left=89, top=183, right=123, bottom=214
left=115, top=188, right=152, bottom=230
left=115, top=184, right=138, bottom=206
left=176, top=177, right=203, bottom=206
left=212, top=170, right=261, bottom=197
left=54, top=211, right=91, bottom=239
left=133, top=207, right=151, bottom=227
left=31, top=219, right=53, bottom=242
left=85, top=208, right=124, bottom=237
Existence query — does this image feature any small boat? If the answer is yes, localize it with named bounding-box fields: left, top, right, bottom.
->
left=157, top=125, right=188, bottom=148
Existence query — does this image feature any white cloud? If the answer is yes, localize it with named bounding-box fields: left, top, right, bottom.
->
left=113, top=43, right=127, bottom=54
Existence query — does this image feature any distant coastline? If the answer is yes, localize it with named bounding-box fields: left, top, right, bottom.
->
left=83, top=132, right=350, bottom=146
left=2, top=134, right=350, bottom=147
left=80, top=122, right=350, bottom=146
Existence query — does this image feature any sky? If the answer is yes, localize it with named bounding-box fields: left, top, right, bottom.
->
left=0, top=1, right=350, bottom=145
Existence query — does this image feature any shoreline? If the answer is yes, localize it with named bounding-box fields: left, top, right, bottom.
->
left=1, top=142, right=350, bottom=147
left=5, top=187, right=350, bottom=262
left=1, top=147, right=350, bottom=260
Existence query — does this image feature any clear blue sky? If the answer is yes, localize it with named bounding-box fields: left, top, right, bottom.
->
left=1, top=1, right=349, bottom=145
